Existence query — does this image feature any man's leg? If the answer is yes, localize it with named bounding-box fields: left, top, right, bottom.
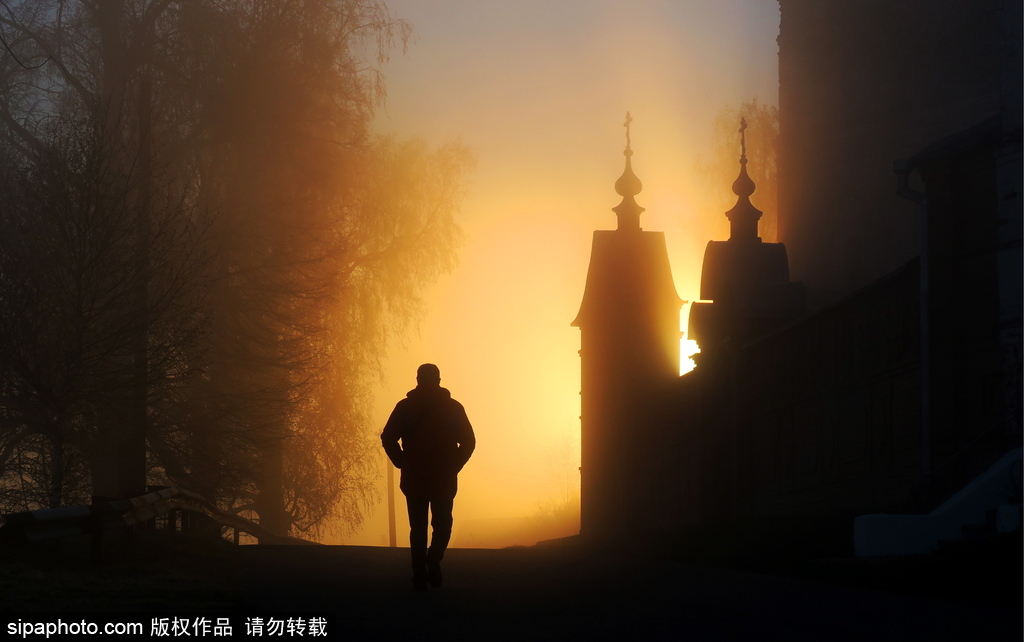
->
left=426, top=497, right=454, bottom=587
left=427, top=497, right=454, bottom=560
left=406, top=496, right=429, bottom=590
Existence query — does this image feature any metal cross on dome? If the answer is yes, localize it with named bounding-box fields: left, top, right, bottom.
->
left=624, top=112, right=633, bottom=150
left=739, top=117, right=748, bottom=159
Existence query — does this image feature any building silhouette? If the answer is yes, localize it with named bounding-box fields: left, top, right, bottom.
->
left=689, top=118, right=805, bottom=362
left=574, top=1, right=1022, bottom=554
left=572, top=114, right=681, bottom=540
left=778, top=0, right=1022, bottom=308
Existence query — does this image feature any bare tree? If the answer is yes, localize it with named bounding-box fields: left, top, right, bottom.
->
left=0, top=0, right=206, bottom=509
left=0, top=0, right=471, bottom=542
left=0, top=101, right=206, bottom=509
left=160, top=2, right=469, bottom=536
left=280, top=137, right=473, bottom=538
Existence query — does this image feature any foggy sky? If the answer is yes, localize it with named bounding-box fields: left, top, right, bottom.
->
left=343, top=0, right=780, bottom=546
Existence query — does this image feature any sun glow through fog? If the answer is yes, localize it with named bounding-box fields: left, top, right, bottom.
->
left=681, top=338, right=700, bottom=375
left=337, top=1, right=780, bottom=547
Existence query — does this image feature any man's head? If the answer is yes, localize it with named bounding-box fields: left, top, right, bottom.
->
left=416, top=363, right=441, bottom=387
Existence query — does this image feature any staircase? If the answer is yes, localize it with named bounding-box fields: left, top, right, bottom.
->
left=854, top=448, right=1023, bottom=557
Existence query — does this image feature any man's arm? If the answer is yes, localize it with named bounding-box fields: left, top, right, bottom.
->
left=381, top=404, right=406, bottom=469
left=454, top=404, right=475, bottom=472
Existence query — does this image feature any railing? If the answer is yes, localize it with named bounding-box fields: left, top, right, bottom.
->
left=0, top=486, right=315, bottom=547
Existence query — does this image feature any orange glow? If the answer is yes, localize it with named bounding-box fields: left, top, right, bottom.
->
left=336, top=1, right=780, bottom=547
left=681, top=338, right=701, bottom=375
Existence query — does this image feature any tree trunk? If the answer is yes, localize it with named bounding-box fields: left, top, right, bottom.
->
left=256, top=437, right=289, bottom=539
left=89, top=0, right=149, bottom=501
left=126, top=70, right=152, bottom=500
left=95, top=0, right=127, bottom=137
left=47, top=423, right=64, bottom=509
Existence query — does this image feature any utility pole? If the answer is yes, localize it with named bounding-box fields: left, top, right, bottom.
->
left=386, top=458, right=397, bottom=547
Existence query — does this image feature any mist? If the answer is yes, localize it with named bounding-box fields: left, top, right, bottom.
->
left=343, top=0, right=782, bottom=547
left=0, top=0, right=781, bottom=547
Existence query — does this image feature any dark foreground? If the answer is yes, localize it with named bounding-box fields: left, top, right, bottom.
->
left=1, top=535, right=1020, bottom=641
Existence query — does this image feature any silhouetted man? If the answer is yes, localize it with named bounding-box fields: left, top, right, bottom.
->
left=381, top=363, right=475, bottom=590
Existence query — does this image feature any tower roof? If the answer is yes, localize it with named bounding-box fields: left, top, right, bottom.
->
left=613, top=112, right=644, bottom=231
left=725, top=117, right=763, bottom=241
left=571, top=230, right=682, bottom=329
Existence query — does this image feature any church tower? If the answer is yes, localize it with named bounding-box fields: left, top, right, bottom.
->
left=689, top=119, right=805, bottom=359
left=572, top=115, right=682, bottom=540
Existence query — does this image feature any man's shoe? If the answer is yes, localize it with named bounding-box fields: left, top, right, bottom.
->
left=426, top=559, right=443, bottom=588
left=412, top=560, right=429, bottom=591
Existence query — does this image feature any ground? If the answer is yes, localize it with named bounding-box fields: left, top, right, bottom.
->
left=0, top=533, right=1020, bottom=641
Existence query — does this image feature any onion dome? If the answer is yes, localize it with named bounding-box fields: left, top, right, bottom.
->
left=613, top=112, right=645, bottom=231
left=725, top=117, right=763, bottom=241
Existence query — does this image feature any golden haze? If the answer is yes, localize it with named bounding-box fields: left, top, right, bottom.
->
left=336, top=1, right=780, bottom=547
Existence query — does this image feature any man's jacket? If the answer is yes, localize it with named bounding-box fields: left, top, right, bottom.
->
left=381, top=385, right=475, bottom=499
